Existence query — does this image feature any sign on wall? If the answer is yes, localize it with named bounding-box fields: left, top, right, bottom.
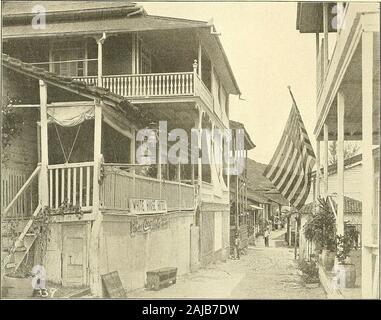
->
left=129, top=199, right=167, bottom=215
left=130, top=216, right=170, bottom=237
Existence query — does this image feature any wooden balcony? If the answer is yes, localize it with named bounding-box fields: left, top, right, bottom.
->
left=73, top=71, right=213, bottom=108
left=100, top=166, right=195, bottom=212
left=46, top=163, right=196, bottom=213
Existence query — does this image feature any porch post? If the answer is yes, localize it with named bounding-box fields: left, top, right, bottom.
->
left=337, top=90, right=345, bottom=236
left=96, top=33, right=106, bottom=86
left=315, top=140, right=321, bottom=201
left=89, top=99, right=103, bottom=296
left=361, top=31, right=374, bottom=299
left=323, top=123, right=329, bottom=197
left=39, top=80, right=49, bottom=208
left=93, top=101, right=102, bottom=211
left=323, top=2, right=329, bottom=73
left=196, top=106, right=203, bottom=192
left=131, top=129, right=136, bottom=197
left=198, top=41, right=202, bottom=78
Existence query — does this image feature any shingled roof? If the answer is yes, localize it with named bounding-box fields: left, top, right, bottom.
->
left=229, top=120, right=256, bottom=150
left=2, top=53, right=149, bottom=125
left=300, top=196, right=362, bottom=215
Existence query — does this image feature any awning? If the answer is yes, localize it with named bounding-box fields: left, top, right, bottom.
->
left=47, top=105, right=95, bottom=127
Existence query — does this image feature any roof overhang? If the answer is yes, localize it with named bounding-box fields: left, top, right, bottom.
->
left=2, top=53, right=145, bottom=124
left=296, top=2, right=337, bottom=33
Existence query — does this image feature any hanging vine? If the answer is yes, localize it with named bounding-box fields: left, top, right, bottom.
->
left=1, top=95, right=24, bottom=163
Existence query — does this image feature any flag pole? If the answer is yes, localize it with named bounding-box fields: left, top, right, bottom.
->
left=287, top=85, right=297, bottom=106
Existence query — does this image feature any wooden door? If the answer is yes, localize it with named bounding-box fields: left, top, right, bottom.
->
left=62, top=224, right=87, bottom=287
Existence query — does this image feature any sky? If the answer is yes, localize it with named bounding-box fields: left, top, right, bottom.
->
left=139, top=1, right=318, bottom=164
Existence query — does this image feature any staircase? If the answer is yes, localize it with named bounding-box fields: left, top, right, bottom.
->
left=1, top=166, right=41, bottom=275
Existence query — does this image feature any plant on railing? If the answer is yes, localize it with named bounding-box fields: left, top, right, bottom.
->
left=51, top=200, right=84, bottom=219
left=303, top=197, right=336, bottom=252
left=1, top=95, right=24, bottom=163
left=336, top=228, right=359, bottom=265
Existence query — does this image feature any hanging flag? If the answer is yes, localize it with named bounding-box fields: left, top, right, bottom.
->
left=263, top=89, right=316, bottom=210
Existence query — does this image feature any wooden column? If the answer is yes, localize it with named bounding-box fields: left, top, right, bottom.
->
left=315, top=140, right=321, bottom=201
left=131, top=129, right=136, bottom=197
left=198, top=41, right=202, bottom=78
left=361, top=31, right=374, bottom=299
left=195, top=106, right=203, bottom=191
left=39, top=80, right=49, bottom=207
left=315, top=32, right=320, bottom=117
left=323, top=3, right=329, bottom=73
left=93, top=101, right=102, bottom=211
left=96, top=33, right=106, bottom=86
left=337, top=90, right=345, bottom=236
left=89, top=100, right=103, bottom=296
left=323, top=123, right=329, bottom=197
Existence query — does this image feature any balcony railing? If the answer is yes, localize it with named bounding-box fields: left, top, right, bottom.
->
left=47, top=162, right=95, bottom=211
left=73, top=71, right=213, bottom=107
left=100, top=166, right=195, bottom=212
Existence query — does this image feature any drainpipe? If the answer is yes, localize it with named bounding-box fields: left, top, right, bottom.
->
left=97, top=32, right=107, bottom=86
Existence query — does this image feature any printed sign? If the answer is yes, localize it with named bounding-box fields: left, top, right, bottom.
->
left=129, top=199, right=167, bottom=215
left=130, top=216, right=170, bottom=237
left=101, top=271, right=126, bottom=298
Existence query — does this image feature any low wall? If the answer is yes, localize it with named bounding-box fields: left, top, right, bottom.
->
left=99, top=210, right=195, bottom=293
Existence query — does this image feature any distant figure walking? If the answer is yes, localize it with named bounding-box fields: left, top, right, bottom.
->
left=264, top=227, right=270, bottom=247
left=234, top=233, right=241, bottom=259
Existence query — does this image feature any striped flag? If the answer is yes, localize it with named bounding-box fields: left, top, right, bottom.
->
left=263, top=93, right=315, bottom=210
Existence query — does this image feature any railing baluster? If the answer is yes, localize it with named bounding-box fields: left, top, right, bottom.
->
left=49, top=169, right=53, bottom=207
left=73, top=167, right=77, bottom=205
left=55, top=169, right=59, bottom=208
left=67, top=168, right=71, bottom=203
left=79, top=167, right=83, bottom=207
left=86, top=166, right=90, bottom=207
left=61, top=168, right=65, bottom=204
left=158, top=75, right=162, bottom=95
left=128, top=76, right=131, bottom=96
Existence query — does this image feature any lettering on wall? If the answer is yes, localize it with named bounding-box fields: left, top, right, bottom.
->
left=129, top=199, right=167, bottom=215
left=130, top=216, right=170, bottom=237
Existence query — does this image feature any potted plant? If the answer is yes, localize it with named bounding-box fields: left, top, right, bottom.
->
left=2, top=219, right=35, bottom=298
left=303, top=197, right=336, bottom=271
left=298, top=259, right=320, bottom=288
left=334, top=228, right=359, bottom=288
left=2, top=203, right=84, bottom=298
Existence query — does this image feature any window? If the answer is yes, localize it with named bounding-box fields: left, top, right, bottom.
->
left=140, top=41, right=152, bottom=74
left=51, top=41, right=86, bottom=77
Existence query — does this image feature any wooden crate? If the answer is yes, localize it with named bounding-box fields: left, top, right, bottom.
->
left=146, top=267, right=177, bottom=291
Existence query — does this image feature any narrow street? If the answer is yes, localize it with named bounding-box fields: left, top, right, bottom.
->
left=129, top=230, right=327, bottom=299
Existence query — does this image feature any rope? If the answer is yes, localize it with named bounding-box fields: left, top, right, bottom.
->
left=67, top=124, right=81, bottom=163
left=54, top=123, right=68, bottom=163
left=54, top=123, right=82, bottom=163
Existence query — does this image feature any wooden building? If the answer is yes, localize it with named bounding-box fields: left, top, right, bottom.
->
left=1, top=2, right=243, bottom=296
left=297, top=2, right=380, bottom=298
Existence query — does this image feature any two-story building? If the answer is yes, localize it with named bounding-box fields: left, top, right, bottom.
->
left=1, top=1, right=244, bottom=296
left=297, top=2, right=379, bottom=298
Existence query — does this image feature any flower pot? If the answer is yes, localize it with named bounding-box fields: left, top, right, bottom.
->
left=335, top=264, right=356, bottom=288
left=2, top=275, right=34, bottom=299
left=321, top=249, right=335, bottom=271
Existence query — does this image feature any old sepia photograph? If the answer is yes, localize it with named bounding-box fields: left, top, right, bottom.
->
left=0, top=0, right=379, bottom=302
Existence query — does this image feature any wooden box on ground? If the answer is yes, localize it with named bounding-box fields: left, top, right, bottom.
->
left=146, top=267, right=177, bottom=291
